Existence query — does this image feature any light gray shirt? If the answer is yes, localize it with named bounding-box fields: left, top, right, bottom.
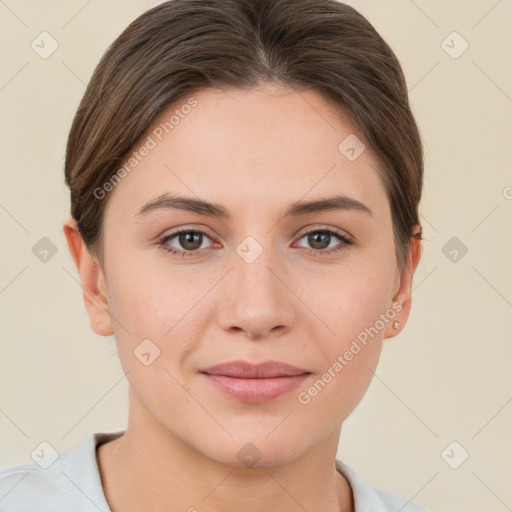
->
left=0, top=431, right=428, bottom=511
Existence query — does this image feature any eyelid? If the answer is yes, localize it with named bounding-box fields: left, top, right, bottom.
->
left=158, top=224, right=216, bottom=240
left=159, top=226, right=217, bottom=245
left=296, top=224, right=353, bottom=242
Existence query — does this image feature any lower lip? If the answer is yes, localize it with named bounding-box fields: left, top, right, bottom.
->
left=201, top=373, right=311, bottom=404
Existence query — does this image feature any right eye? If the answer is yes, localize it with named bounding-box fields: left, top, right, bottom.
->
left=158, top=228, right=217, bottom=257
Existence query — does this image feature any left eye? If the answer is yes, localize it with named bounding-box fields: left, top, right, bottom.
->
left=296, top=229, right=352, bottom=253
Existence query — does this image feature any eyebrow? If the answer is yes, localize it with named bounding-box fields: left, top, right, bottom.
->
left=136, top=193, right=372, bottom=218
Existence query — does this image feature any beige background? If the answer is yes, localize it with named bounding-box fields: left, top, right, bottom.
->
left=1, top=1, right=511, bottom=511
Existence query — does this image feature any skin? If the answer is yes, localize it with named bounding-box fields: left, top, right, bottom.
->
left=64, top=84, right=421, bottom=512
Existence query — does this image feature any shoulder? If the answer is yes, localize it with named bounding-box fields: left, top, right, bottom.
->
left=0, top=459, right=73, bottom=512
left=336, top=459, right=429, bottom=512
left=0, top=431, right=124, bottom=512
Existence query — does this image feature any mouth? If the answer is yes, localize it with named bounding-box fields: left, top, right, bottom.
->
left=198, top=360, right=311, bottom=403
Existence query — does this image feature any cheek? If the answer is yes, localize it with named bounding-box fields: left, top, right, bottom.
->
left=295, top=339, right=382, bottom=435
left=301, top=261, right=392, bottom=411
left=307, top=257, right=395, bottom=346
left=106, top=254, right=208, bottom=338
left=296, top=274, right=389, bottom=420
left=104, top=265, right=198, bottom=409
left=104, top=255, right=215, bottom=390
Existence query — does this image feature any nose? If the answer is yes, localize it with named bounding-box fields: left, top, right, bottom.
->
left=217, top=245, right=296, bottom=341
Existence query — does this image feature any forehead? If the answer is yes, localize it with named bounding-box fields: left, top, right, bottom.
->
left=105, top=85, right=388, bottom=219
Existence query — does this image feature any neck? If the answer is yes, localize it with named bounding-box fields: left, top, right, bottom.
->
left=97, top=391, right=354, bottom=512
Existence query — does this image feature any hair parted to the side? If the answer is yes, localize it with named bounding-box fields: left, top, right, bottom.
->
left=64, top=0, right=423, bottom=270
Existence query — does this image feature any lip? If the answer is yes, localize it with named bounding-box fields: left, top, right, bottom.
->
left=199, top=360, right=310, bottom=378
left=199, top=360, right=311, bottom=404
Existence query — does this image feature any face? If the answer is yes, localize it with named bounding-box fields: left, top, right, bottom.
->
left=69, top=84, right=417, bottom=467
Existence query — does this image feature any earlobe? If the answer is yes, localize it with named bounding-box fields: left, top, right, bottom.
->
left=384, top=226, right=422, bottom=339
left=63, top=217, right=114, bottom=337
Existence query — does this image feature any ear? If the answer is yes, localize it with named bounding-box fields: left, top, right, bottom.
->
left=384, top=225, right=422, bottom=339
left=63, top=217, right=114, bottom=336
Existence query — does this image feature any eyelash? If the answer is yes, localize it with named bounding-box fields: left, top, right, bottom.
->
left=158, top=227, right=353, bottom=258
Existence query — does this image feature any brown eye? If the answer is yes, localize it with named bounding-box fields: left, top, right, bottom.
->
left=307, top=231, right=332, bottom=250
left=159, top=228, right=214, bottom=256
left=177, top=231, right=203, bottom=251
left=296, top=228, right=353, bottom=256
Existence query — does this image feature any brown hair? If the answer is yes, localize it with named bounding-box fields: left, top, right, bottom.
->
left=64, top=0, right=423, bottom=270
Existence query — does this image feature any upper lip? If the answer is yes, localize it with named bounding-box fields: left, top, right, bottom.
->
left=199, top=360, right=310, bottom=379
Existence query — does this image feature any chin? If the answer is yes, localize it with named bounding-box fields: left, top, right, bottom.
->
left=194, top=429, right=312, bottom=469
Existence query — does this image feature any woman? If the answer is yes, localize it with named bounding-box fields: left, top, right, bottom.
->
left=0, top=0, right=427, bottom=510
